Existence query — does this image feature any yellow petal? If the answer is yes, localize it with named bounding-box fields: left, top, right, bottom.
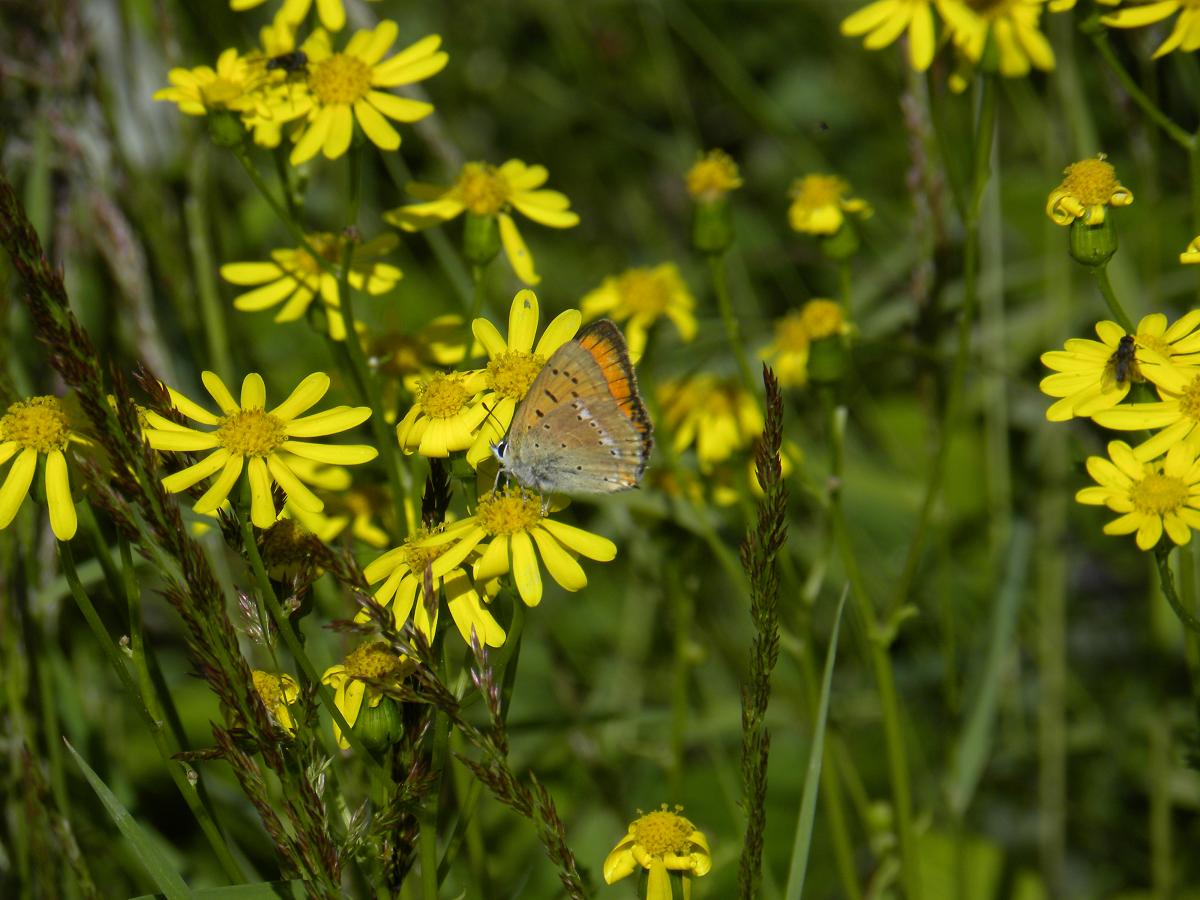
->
left=45, top=450, right=77, bottom=541
left=510, top=531, right=543, bottom=606
left=271, top=372, right=330, bottom=420
left=499, top=214, right=539, bottom=286
left=202, top=371, right=239, bottom=413
left=0, top=447, right=37, bottom=529
left=248, top=457, right=277, bottom=528
left=163, top=449, right=232, bottom=493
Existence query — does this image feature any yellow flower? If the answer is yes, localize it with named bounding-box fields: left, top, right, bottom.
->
left=221, top=233, right=401, bottom=341
left=230, top=0, right=379, bottom=32
left=787, top=174, right=872, bottom=235
left=658, top=376, right=764, bottom=473
left=937, top=0, right=1061, bottom=78
left=252, top=670, right=300, bottom=734
left=1040, top=313, right=1200, bottom=423
left=1090, top=365, right=1200, bottom=464
left=416, top=488, right=617, bottom=607
left=362, top=527, right=506, bottom=648
left=1076, top=440, right=1200, bottom=550
left=1181, top=236, right=1200, bottom=265
left=154, top=48, right=267, bottom=117
left=286, top=22, right=448, bottom=166
left=685, top=149, right=743, bottom=202
left=395, top=370, right=490, bottom=458
left=321, top=642, right=415, bottom=749
left=384, top=160, right=579, bottom=285
left=465, top=290, right=581, bottom=467
left=759, top=301, right=852, bottom=388
left=603, top=805, right=712, bottom=900
left=1102, top=1, right=1200, bottom=57
left=369, top=315, right=473, bottom=379
left=1045, top=156, right=1133, bottom=226
left=579, top=264, right=696, bottom=361
left=841, top=0, right=938, bottom=71
left=0, top=396, right=79, bottom=540
left=144, top=371, right=377, bottom=528
left=287, top=484, right=390, bottom=547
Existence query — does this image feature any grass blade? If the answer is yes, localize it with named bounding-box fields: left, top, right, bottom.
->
left=784, top=587, right=848, bottom=900
left=64, top=738, right=193, bottom=900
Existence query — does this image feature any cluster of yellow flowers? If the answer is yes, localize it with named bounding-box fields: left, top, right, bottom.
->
left=1040, top=155, right=1200, bottom=551
left=842, top=0, right=1198, bottom=80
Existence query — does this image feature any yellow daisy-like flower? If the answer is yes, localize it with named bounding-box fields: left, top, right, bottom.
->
left=841, top=0, right=938, bottom=71
left=154, top=48, right=266, bottom=117
left=384, top=160, right=579, bottom=286
left=251, top=670, right=300, bottom=734
left=937, top=0, right=1060, bottom=78
left=395, top=370, right=490, bottom=458
left=1181, top=236, right=1200, bottom=265
left=465, top=289, right=582, bottom=467
left=1102, top=1, right=1200, bottom=57
left=579, top=264, right=696, bottom=361
left=1076, top=440, right=1200, bottom=550
left=1092, top=354, right=1200, bottom=462
left=1045, top=156, right=1133, bottom=226
left=603, top=805, right=712, bottom=900
left=787, top=174, right=872, bottom=236
left=221, top=233, right=401, bottom=341
left=286, top=21, right=448, bottom=166
left=370, top=315, right=473, bottom=380
left=658, top=375, right=764, bottom=473
left=362, top=527, right=506, bottom=648
left=321, top=642, right=415, bottom=750
left=416, top=488, right=617, bottom=607
left=144, top=371, right=377, bottom=528
left=1039, top=313, right=1200, bottom=423
left=230, top=0, right=379, bottom=32
left=759, top=300, right=852, bottom=388
left=685, top=149, right=743, bottom=202
left=0, top=396, right=79, bottom=541
left=287, top=484, right=389, bottom=547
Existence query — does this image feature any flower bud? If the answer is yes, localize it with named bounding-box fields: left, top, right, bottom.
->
left=207, top=109, right=246, bottom=149
left=352, top=696, right=405, bottom=753
left=819, top=223, right=860, bottom=261
left=691, top=198, right=735, bottom=255
left=463, top=213, right=501, bottom=267
left=1069, top=217, right=1118, bottom=268
left=806, top=334, right=849, bottom=385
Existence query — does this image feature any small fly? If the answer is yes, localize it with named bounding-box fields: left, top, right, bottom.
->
left=264, top=50, right=308, bottom=78
left=1112, top=334, right=1137, bottom=385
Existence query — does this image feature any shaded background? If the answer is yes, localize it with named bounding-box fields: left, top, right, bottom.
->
left=4, top=0, right=1200, bottom=897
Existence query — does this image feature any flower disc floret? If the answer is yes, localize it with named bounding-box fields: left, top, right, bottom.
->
left=487, top=350, right=546, bottom=399
left=345, top=641, right=408, bottom=680
left=309, top=53, right=371, bottom=104
left=321, top=641, right=415, bottom=749
left=395, top=370, right=488, bottom=458
left=251, top=670, right=300, bottom=734
left=0, top=396, right=79, bottom=540
left=1046, top=156, right=1132, bottom=226
left=217, top=409, right=288, bottom=456
left=477, top=489, right=545, bottom=535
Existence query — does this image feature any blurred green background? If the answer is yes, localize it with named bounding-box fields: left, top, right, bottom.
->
left=5, top=0, right=1200, bottom=897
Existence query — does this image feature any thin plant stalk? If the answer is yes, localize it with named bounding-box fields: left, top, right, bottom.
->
left=708, top=253, right=756, bottom=395
left=1088, top=264, right=1135, bottom=334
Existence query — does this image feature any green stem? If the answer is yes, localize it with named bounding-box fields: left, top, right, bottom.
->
left=890, top=75, right=996, bottom=620
left=826, top=398, right=920, bottom=900
left=668, top=563, right=695, bottom=801
left=59, top=542, right=246, bottom=881
left=838, top=260, right=852, bottom=317
left=185, top=152, right=233, bottom=384
left=469, top=265, right=487, bottom=332
left=1190, top=135, right=1200, bottom=251
left=336, top=239, right=413, bottom=538
left=707, top=253, right=756, bottom=395
left=1088, top=264, right=1135, bottom=334
left=237, top=488, right=387, bottom=774
left=1090, top=31, right=1194, bottom=150
left=1155, top=545, right=1200, bottom=635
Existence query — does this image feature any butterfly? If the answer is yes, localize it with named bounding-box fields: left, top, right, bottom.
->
left=493, top=319, right=653, bottom=495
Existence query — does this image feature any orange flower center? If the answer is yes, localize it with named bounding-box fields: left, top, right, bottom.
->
left=418, top=373, right=473, bottom=419
left=1, top=396, right=71, bottom=454
left=617, top=269, right=673, bottom=316
left=800, top=299, right=845, bottom=340
left=217, top=408, right=287, bottom=457
left=790, top=174, right=846, bottom=210
left=309, top=53, right=372, bottom=105
left=344, top=642, right=408, bottom=680
left=487, top=350, right=545, bottom=400
left=476, top=489, right=543, bottom=535
left=1058, top=158, right=1120, bottom=207
left=456, top=162, right=510, bottom=216
left=1131, top=472, right=1189, bottom=516
left=632, top=805, right=695, bottom=859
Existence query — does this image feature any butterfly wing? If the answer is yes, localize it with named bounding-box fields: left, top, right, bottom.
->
left=503, top=320, right=653, bottom=494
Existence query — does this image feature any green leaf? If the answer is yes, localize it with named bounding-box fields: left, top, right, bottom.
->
left=130, top=882, right=308, bottom=899
left=64, top=739, right=192, bottom=900
left=946, top=522, right=1032, bottom=817
left=783, top=587, right=847, bottom=900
